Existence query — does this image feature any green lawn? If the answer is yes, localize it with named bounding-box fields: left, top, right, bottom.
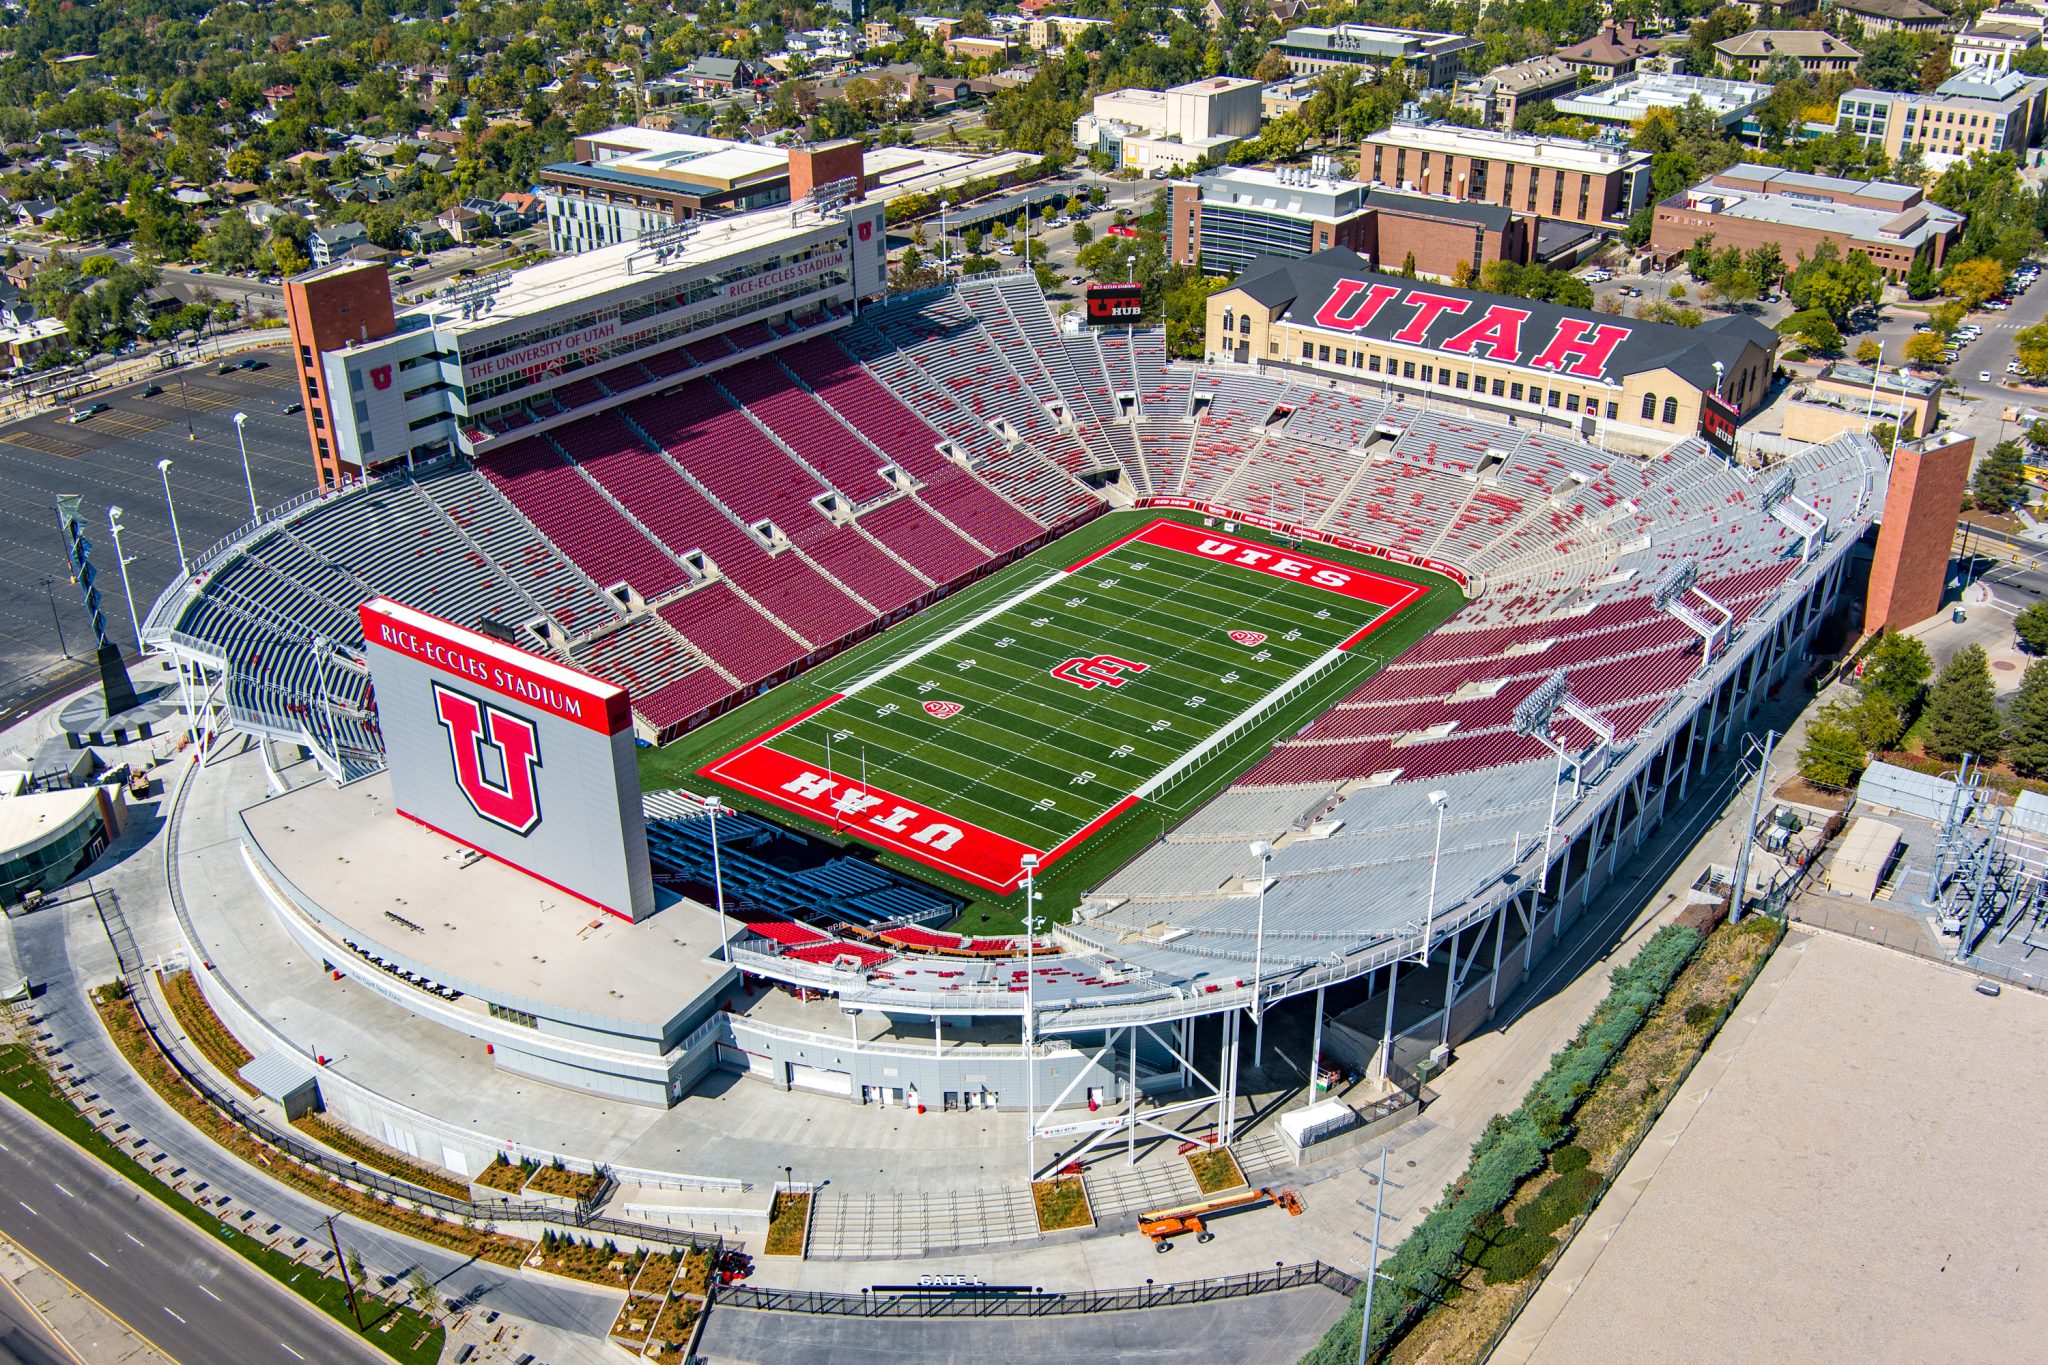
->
left=643, top=509, right=1465, bottom=931
left=0, top=1042, right=444, bottom=1364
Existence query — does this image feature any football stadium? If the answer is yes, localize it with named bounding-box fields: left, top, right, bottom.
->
left=142, top=185, right=1885, bottom=1185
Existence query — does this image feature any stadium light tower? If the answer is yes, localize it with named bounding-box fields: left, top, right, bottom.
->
left=1020, top=852, right=1041, bottom=1183
left=156, top=459, right=187, bottom=572
left=704, top=795, right=730, bottom=963
left=232, top=411, right=259, bottom=521
left=1250, top=839, right=1272, bottom=1067
left=107, top=506, right=142, bottom=652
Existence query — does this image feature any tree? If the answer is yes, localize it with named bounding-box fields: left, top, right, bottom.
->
left=2018, top=601, right=2048, bottom=655
left=1070, top=222, right=1093, bottom=248
left=2009, top=659, right=2048, bottom=776
left=1797, top=314, right=1843, bottom=354
left=1854, top=338, right=1883, bottom=365
left=1798, top=709, right=1869, bottom=788
left=1841, top=690, right=1907, bottom=752
left=2017, top=322, right=2048, bottom=377
left=1685, top=233, right=1717, bottom=280
left=1925, top=643, right=2004, bottom=761
left=1943, top=257, right=2010, bottom=310
left=1974, top=439, right=2029, bottom=512
left=1904, top=250, right=1937, bottom=300
left=408, top=1268, right=440, bottom=1318
left=1904, top=331, right=1948, bottom=368
left=1862, top=632, right=1934, bottom=719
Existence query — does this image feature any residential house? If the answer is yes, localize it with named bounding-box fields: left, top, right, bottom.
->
left=5, top=259, right=39, bottom=291
left=308, top=221, right=368, bottom=267
left=263, top=84, right=297, bottom=108
left=14, top=199, right=58, bottom=227
left=436, top=204, right=483, bottom=242
left=416, top=151, right=457, bottom=176
left=682, top=55, right=753, bottom=93
left=496, top=192, right=542, bottom=225
left=406, top=224, right=455, bottom=253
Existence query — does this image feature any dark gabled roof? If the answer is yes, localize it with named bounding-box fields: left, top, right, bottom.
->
left=1360, top=186, right=1515, bottom=233
left=1228, top=250, right=1774, bottom=387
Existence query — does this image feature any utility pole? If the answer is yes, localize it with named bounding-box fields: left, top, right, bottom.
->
left=323, top=1214, right=365, bottom=1330
left=1357, top=1146, right=1391, bottom=1365
left=1730, top=730, right=1778, bottom=923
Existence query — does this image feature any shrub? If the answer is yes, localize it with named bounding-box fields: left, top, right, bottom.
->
left=1552, top=1144, right=1591, bottom=1175
left=1684, top=1001, right=1717, bottom=1029
left=1478, top=1226, right=1556, bottom=1285
left=1514, top=1167, right=1602, bottom=1239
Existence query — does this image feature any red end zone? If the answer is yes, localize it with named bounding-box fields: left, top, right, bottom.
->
left=699, top=715, right=1126, bottom=893
left=1072, top=519, right=1428, bottom=645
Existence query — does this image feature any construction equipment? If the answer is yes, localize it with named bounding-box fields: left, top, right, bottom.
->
left=1136, top=1186, right=1303, bottom=1251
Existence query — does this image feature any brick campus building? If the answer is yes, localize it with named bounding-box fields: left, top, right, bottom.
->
left=1206, top=249, right=1776, bottom=449
left=1650, top=167, right=1963, bottom=281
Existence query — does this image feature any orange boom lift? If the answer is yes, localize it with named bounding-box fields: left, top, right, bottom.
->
left=1135, top=1186, right=1303, bottom=1251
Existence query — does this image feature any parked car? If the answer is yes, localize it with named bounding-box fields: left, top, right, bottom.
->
left=279, top=399, right=303, bottom=414
left=68, top=402, right=108, bottom=423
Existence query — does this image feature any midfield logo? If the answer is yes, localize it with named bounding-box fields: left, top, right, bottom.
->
left=1051, top=654, right=1148, bottom=690
left=1228, top=630, right=1267, bottom=646
left=923, top=700, right=963, bottom=718
left=432, top=683, right=543, bottom=836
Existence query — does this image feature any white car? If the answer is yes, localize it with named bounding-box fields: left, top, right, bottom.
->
left=1584, top=270, right=1611, bottom=282
left=1981, top=370, right=1994, bottom=382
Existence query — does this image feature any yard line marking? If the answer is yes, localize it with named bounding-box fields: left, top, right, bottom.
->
left=197, top=1284, right=221, bottom=1302
left=163, top=1307, right=185, bottom=1324
left=88, top=1251, right=109, bottom=1267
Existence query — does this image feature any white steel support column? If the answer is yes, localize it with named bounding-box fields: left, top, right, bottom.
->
left=1487, top=902, right=1509, bottom=1009
left=1303, top=986, right=1325, bottom=1111
left=1378, top=960, right=1400, bottom=1083
left=1441, top=925, right=1462, bottom=1048
left=1126, top=1028, right=1138, bottom=1165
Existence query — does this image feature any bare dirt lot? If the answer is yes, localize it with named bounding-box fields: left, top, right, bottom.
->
left=1519, top=931, right=2048, bottom=1365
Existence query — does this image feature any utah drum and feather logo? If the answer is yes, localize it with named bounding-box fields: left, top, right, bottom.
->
left=432, top=683, right=544, bottom=836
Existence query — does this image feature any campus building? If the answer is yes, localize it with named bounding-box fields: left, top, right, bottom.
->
left=1782, top=362, right=1942, bottom=445
left=1951, top=21, right=2040, bottom=72
left=1270, top=24, right=1482, bottom=89
left=1170, top=164, right=1534, bottom=279
left=282, top=191, right=890, bottom=488
left=1650, top=167, right=1962, bottom=281
left=1837, top=67, right=2048, bottom=164
left=539, top=127, right=807, bottom=252
left=1452, top=56, right=1580, bottom=128
left=1712, top=30, right=1862, bottom=78
left=1832, top=0, right=1953, bottom=33
left=1071, top=76, right=1264, bottom=174
left=1551, top=73, right=1772, bottom=133
left=1359, top=119, right=1654, bottom=230
left=1205, top=248, right=1777, bottom=447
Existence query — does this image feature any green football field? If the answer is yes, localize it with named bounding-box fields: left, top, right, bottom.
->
left=697, top=517, right=1430, bottom=893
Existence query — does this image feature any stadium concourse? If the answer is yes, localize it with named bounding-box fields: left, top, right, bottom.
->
left=145, top=258, right=1883, bottom=1180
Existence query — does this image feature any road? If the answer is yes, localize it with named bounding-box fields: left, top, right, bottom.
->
left=7, top=909, right=621, bottom=1347
left=0, top=1096, right=383, bottom=1365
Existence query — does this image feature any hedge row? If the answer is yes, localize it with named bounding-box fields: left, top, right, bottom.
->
left=1302, top=923, right=1703, bottom=1365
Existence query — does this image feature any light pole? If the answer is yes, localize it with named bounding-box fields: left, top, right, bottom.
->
left=1426, top=790, right=1451, bottom=1048
left=108, top=506, right=142, bottom=652
left=1250, top=838, right=1272, bottom=1067
left=705, top=795, right=730, bottom=963
left=157, top=458, right=187, bottom=572
left=1357, top=1146, right=1390, bottom=1365
left=1424, top=790, right=1449, bottom=950
left=232, top=411, right=259, bottom=521
left=1020, top=851, right=1040, bottom=1183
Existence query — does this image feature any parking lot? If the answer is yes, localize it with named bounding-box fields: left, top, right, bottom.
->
left=0, top=348, right=315, bottom=717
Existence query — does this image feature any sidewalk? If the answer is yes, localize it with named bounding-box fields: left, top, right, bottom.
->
left=0, top=1234, right=161, bottom=1365
left=1489, top=932, right=1808, bottom=1365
